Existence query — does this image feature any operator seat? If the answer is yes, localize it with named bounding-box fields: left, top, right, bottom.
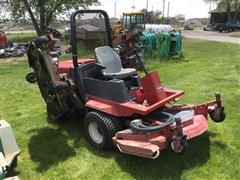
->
left=95, top=46, right=136, bottom=79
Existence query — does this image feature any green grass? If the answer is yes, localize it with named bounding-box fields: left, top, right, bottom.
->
left=0, top=39, right=240, bottom=179
left=229, top=33, right=240, bottom=38
left=6, top=32, right=37, bottom=42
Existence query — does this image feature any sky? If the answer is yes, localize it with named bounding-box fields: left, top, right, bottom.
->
left=90, top=0, right=217, bottom=19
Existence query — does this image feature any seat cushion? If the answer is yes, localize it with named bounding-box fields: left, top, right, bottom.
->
left=104, top=68, right=136, bottom=79
left=95, top=46, right=137, bottom=79
left=95, top=46, right=122, bottom=74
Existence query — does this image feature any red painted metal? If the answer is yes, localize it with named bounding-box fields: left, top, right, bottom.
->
left=113, top=111, right=208, bottom=158
left=0, top=33, right=7, bottom=47
left=57, top=56, right=223, bottom=158
left=86, top=87, right=184, bottom=116
left=141, top=72, right=167, bottom=105
left=169, top=99, right=220, bottom=118
left=58, top=59, right=95, bottom=77
left=135, top=88, right=146, bottom=104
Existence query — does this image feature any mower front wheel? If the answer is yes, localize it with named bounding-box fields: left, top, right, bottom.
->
left=170, top=140, right=184, bottom=154
left=84, top=111, right=123, bottom=150
left=25, top=72, right=37, bottom=83
left=170, top=135, right=187, bottom=154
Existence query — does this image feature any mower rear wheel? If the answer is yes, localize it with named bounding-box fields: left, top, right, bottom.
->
left=84, top=111, right=123, bottom=150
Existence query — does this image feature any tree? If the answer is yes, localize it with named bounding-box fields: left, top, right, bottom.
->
left=232, top=0, right=240, bottom=19
left=2, top=0, right=99, bottom=36
left=203, top=0, right=219, bottom=11
left=216, top=0, right=240, bottom=21
left=141, top=9, right=162, bottom=24
left=204, top=0, right=240, bottom=21
left=174, top=14, right=185, bottom=26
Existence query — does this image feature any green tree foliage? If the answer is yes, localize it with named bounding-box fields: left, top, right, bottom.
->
left=217, top=0, right=240, bottom=20
left=2, top=0, right=99, bottom=36
left=174, top=14, right=185, bottom=26
left=141, top=9, right=162, bottom=24
left=204, top=0, right=240, bottom=21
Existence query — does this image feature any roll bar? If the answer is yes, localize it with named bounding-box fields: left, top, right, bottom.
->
left=70, top=10, right=113, bottom=68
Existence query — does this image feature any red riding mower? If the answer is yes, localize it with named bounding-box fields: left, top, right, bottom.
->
left=26, top=10, right=225, bottom=159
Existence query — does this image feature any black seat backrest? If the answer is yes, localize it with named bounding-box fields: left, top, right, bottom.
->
left=77, top=62, right=104, bottom=79
left=95, top=46, right=122, bottom=74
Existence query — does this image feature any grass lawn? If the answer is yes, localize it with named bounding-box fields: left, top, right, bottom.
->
left=5, top=32, right=37, bottom=43
left=0, top=39, right=240, bottom=179
left=229, top=33, right=240, bottom=38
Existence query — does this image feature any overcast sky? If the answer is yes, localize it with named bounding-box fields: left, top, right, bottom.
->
left=90, top=0, right=217, bottom=19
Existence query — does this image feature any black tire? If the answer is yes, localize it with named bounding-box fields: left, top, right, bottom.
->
left=25, top=72, right=37, bottom=83
left=209, top=108, right=226, bottom=123
left=34, top=35, right=51, bottom=47
left=6, top=156, right=18, bottom=177
left=84, top=111, right=123, bottom=150
left=170, top=140, right=184, bottom=154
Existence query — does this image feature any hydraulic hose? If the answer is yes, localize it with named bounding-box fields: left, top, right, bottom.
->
left=130, top=112, right=176, bottom=133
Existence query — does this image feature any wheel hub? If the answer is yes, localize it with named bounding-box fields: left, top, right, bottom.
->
left=88, top=122, right=103, bottom=144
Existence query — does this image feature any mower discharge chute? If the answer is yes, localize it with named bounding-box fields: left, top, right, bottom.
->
left=26, top=10, right=226, bottom=159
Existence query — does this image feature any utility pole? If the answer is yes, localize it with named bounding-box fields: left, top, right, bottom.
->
left=167, top=1, right=170, bottom=19
left=145, top=0, right=149, bottom=24
left=162, top=0, right=166, bottom=18
left=146, top=0, right=149, bottom=12
left=131, top=0, right=135, bottom=12
left=114, top=0, right=117, bottom=18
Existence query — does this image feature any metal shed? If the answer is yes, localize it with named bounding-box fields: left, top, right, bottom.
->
left=76, top=24, right=107, bottom=42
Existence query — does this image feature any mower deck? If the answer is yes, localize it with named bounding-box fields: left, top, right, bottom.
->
left=113, top=109, right=208, bottom=158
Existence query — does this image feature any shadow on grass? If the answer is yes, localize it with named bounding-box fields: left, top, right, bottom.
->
left=28, top=127, right=76, bottom=172
left=28, top=113, right=86, bottom=172
left=28, top=112, right=215, bottom=179
left=114, top=132, right=211, bottom=180
left=87, top=131, right=215, bottom=180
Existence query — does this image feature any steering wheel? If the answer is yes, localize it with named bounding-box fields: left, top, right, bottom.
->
left=136, top=45, right=146, bottom=59
left=122, top=47, right=137, bottom=59
left=136, top=45, right=148, bottom=75
left=121, top=45, right=148, bottom=74
left=122, top=45, right=145, bottom=60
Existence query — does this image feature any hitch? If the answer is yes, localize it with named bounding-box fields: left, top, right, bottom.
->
left=209, top=93, right=226, bottom=123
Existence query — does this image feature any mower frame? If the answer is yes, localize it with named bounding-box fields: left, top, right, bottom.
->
left=26, top=9, right=226, bottom=159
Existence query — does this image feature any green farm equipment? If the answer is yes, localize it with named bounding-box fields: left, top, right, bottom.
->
left=139, top=31, right=182, bottom=58
left=112, top=10, right=182, bottom=67
left=0, top=120, right=20, bottom=179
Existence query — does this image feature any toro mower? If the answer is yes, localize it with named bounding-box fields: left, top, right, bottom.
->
left=26, top=10, right=226, bottom=159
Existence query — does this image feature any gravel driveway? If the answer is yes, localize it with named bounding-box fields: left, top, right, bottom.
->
left=182, top=30, right=240, bottom=44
